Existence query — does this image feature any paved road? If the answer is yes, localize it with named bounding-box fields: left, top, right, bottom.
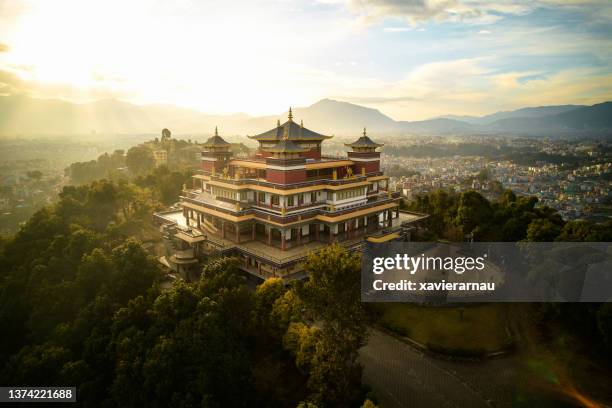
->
left=360, top=329, right=501, bottom=408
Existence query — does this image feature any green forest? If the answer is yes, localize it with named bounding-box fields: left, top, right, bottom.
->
left=0, top=172, right=374, bottom=407
left=1, top=163, right=611, bottom=406
left=404, top=189, right=612, bottom=358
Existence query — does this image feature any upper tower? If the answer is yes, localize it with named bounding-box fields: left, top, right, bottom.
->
left=345, top=128, right=384, bottom=175
left=248, top=108, right=332, bottom=160
left=263, top=123, right=310, bottom=184
left=201, top=127, right=232, bottom=174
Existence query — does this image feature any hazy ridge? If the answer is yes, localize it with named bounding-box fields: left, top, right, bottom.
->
left=0, top=95, right=611, bottom=138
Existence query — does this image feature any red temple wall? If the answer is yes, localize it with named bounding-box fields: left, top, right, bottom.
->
left=353, top=161, right=380, bottom=174
left=266, top=169, right=307, bottom=184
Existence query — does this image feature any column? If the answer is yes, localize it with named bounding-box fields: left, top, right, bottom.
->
left=252, top=224, right=256, bottom=241
left=297, top=227, right=301, bottom=245
left=329, top=225, right=333, bottom=243
left=221, top=220, right=225, bottom=239
left=267, top=227, right=272, bottom=245
left=315, top=224, right=320, bottom=241
left=347, top=220, right=353, bottom=239
left=281, top=229, right=286, bottom=251
left=235, top=225, right=240, bottom=244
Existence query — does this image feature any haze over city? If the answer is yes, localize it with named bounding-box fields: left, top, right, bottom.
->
left=1, top=0, right=612, bottom=120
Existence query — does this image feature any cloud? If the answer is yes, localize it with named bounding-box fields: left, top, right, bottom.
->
left=334, top=58, right=612, bottom=120
left=340, top=0, right=612, bottom=25
left=0, top=68, right=132, bottom=101
left=477, top=29, right=491, bottom=34
left=383, top=26, right=412, bottom=32
left=346, top=0, right=458, bottom=24
left=343, top=0, right=531, bottom=24
left=0, top=43, right=9, bottom=53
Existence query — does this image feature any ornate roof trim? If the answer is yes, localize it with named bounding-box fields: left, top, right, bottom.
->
left=248, top=110, right=332, bottom=141
left=345, top=127, right=383, bottom=148
left=202, top=126, right=230, bottom=147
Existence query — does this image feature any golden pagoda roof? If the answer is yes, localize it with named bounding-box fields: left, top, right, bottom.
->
left=345, top=128, right=383, bottom=148
left=203, top=127, right=230, bottom=147
left=266, top=139, right=309, bottom=153
left=248, top=108, right=332, bottom=142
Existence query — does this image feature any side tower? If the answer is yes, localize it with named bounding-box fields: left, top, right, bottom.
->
left=345, top=128, right=383, bottom=175
left=201, top=127, right=233, bottom=175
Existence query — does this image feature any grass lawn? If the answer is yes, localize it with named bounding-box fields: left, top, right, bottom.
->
left=377, top=303, right=513, bottom=355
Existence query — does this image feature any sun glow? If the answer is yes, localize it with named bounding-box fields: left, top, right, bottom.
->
left=1, top=0, right=354, bottom=114
left=1, top=0, right=612, bottom=119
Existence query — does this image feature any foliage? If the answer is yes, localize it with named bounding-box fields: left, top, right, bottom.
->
left=281, top=244, right=369, bottom=406
left=405, top=189, right=612, bottom=357
left=404, top=188, right=588, bottom=242
left=126, top=146, right=155, bottom=176
left=0, top=175, right=317, bottom=407
left=69, top=149, right=126, bottom=184
left=135, top=166, right=192, bottom=205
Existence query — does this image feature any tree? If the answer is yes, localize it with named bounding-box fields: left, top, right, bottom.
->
left=296, top=244, right=367, bottom=406
left=556, top=220, right=612, bottom=242
left=455, top=190, right=493, bottom=236
left=126, top=146, right=155, bottom=176
left=526, top=218, right=562, bottom=242
left=252, top=278, right=287, bottom=343
left=109, top=238, right=160, bottom=304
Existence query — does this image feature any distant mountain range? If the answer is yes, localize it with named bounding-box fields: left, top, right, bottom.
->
left=1, top=95, right=611, bottom=138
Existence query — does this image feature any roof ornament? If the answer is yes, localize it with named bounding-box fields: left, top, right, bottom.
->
left=277, top=119, right=281, bottom=127
left=363, top=127, right=367, bottom=137
left=215, top=126, right=219, bottom=137
left=300, top=119, right=304, bottom=128
left=288, top=107, right=293, bottom=121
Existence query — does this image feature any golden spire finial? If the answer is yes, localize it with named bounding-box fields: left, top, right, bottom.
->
left=277, top=119, right=281, bottom=127
left=363, top=127, right=367, bottom=137
left=215, top=126, right=219, bottom=137
left=288, top=107, right=293, bottom=121
left=300, top=119, right=303, bottom=128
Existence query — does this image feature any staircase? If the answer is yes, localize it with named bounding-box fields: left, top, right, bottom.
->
left=201, top=218, right=219, bottom=235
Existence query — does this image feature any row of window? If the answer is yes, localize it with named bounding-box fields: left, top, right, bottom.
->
left=211, top=185, right=369, bottom=205
left=336, top=187, right=366, bottom=201
left=259, top=192, right=319, bottom=207
left=212, top=186, right=236, bottom=200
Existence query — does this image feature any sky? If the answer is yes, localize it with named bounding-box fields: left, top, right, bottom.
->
left=0, top=0, right=611, bottom=120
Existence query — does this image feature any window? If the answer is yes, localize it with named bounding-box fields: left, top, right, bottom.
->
left=258, top=192, right=265, bottom=202
left=311, top=192, right=316, bottom=203
left=287, top=196, right=295, bottom=206
left=271, top=195, right=279, bottom=205
left=336, top=187, right=365, bottom=201
left=212, top=186, right=236, bottom=200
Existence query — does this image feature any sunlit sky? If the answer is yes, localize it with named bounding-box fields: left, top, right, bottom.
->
left=1, top=0, right=612, bottom=120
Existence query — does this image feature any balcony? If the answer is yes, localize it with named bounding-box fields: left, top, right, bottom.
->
left=198, top=169, right=385, bottom=191
left=180, top=190, right=401, bottom=226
